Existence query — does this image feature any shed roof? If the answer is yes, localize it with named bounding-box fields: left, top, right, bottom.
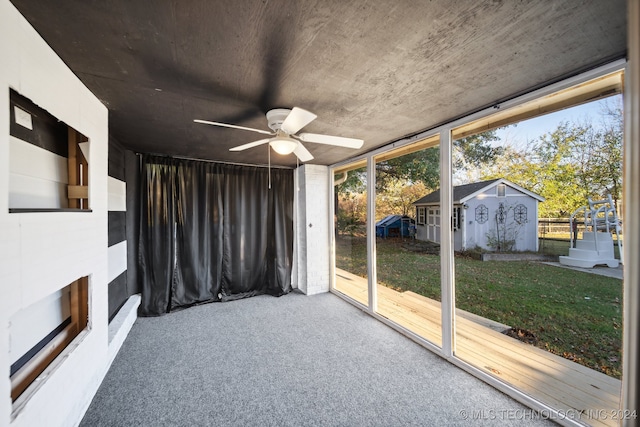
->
left=376, top=214, right=411, bottom=227
left=413, top=178, right=544, bottom=205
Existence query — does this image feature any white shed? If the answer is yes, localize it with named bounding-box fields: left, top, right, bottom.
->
left=412, top=178, right=545, bottom=252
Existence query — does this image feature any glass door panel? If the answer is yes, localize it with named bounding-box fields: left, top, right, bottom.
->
left=334, top=164, right=369, bottom=306
left=452, top=94, right=623, bottom=422
left=374, top=138, right=442, bottom=347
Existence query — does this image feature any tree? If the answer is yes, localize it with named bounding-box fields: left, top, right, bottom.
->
left=376, top=147, right=440, bottom=191
left=335, top=166, right=367, bottom=235
left=336, top=191, right=367, bottom=235
left=481, top=122, right=594, bottom=217
left=336, top=98, right=623, bottom=220
left=337, top=130, right=505, bottom=194
left=593, top=98, right=623, bottom=210
left=479, top=102, right=623, bottom=218
left=453, top=130, right=505, bottom=183
left=375, top=180, right=428, bottom=220
left=335, top=167, right=366, bottom=194
left=336, top=130, right=510, bottom=223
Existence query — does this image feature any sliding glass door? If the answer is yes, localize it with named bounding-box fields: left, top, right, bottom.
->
left=373, top=137, right=442, bottom=347
left=330, top=64, right=625, bottom=426
left=451, top=76, right=624, bottom=423
left=333, top=163, right=369, bottom=306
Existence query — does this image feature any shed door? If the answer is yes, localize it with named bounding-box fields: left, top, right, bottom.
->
left=427, top=208, right=440, bottom=242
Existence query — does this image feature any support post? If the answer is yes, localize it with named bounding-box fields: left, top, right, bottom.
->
left=623, top=0, right=640, bottom=422
left=367, top=156, right=377, bottom=313
left=440, top=128, right=455, bottom=357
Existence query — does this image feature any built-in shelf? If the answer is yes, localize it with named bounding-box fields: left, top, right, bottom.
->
left=8, top=208, right=93, bottom=213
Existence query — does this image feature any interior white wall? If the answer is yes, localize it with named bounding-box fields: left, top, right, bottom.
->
left=107, top=241, right=127, bottom=284
left=107, top=176, right=126, bottom=212
left=0, top=1, right=114, bottom=426
left=8, top=287, right=70, bottom=366
left=107, top=176, right=127, bottom=288
left=9, top=136, right=68, bottom=209
left=295, top=164, right=331, bottom=295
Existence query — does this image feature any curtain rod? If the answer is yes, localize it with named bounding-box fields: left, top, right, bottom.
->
left=135, top=152, right=295, bottom=170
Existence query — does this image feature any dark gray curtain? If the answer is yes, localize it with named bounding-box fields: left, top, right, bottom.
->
left=138, top=155, right=293, bottom=316
left=138, top=157, right=176, bottom=315
left=172, top=160, right=224, bottom=308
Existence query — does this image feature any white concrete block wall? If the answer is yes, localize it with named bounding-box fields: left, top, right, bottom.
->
left=0, top=1, right=119, bottom=426
left=295, top=165, right=331, bottom=295
left=9, top=136, right=68, bottom=209
left=9, top=288, right=70, bottom=366
left=107, top=241, right=128, bottom=284
left=107, top=176, right=127, bottom=212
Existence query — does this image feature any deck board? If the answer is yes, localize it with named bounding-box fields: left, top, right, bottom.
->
left=334, top=268, right=621, bottom=427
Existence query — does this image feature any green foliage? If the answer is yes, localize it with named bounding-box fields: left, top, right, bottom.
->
left=336, top=99, right=623, bottom=220
left=376, top=147, right=440, bottom=191
left=336, top=192, right=367, bottom=233
left=335, top=167, right=366, bottom=194
left=592, top=98, right=623, bottom=209
left=453, top=130, right=505, bottom=181
left=337, top=130, right=504, bottom=195
left=375, top=180, right=428, bottom=219
left=335, top=166, right=367, bottom=232
left=481, top=104, right=623, bottom=217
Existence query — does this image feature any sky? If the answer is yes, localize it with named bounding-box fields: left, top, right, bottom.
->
left=494, top=94, right=622, bottom=148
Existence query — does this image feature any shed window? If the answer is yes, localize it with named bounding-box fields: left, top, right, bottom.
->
left=417, top=207, right=426, bottom=225
left=497, top=184, right=506, bottom=197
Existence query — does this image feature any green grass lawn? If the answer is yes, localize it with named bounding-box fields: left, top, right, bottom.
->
left=336, top=236, right=623, bottom=378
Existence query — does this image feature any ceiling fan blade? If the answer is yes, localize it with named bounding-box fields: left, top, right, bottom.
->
left=298, top=133, right=364, bottom=149
left=229, top=138, right=271, bottom=151
left=194, top=119, right=273, bottom=136
left=293, top=142, right=314, bottom=162
left=280, top=107, right=317, bottom=134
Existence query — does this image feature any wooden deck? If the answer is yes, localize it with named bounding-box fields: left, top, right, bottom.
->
left=335, top=268, right=621, bottom=427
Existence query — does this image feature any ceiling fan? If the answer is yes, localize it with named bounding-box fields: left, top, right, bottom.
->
left=194, top=107, right=364, bottom=162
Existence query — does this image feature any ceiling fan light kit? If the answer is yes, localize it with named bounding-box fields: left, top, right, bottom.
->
left=195, top=107, right=364, bottom=162
left=269, top=137, right=298, bottom=155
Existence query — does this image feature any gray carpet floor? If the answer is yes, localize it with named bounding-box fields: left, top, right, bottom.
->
left=80, top=292, right=555, bottom=426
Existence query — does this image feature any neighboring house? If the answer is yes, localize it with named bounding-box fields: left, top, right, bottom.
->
left=412, top=178, right=545, bottom=252
left=375, top=215, right=415, bottom=238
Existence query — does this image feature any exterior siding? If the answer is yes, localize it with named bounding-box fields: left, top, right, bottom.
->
left=415, top=181, right=541, bottom=252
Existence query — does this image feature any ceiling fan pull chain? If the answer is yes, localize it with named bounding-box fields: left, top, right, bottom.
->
left=297, top=156, right=300, bottom=192
left=268, top=144, right=271, bottom=190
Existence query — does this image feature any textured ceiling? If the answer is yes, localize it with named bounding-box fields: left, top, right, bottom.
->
left=10, top=0, right=627, bottom=167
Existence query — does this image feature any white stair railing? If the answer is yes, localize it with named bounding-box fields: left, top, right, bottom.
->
left=568, top=194, right=622, bottom=263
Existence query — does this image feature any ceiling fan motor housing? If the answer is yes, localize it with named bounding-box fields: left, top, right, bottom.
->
left=266, top=108, right=292, bottom=132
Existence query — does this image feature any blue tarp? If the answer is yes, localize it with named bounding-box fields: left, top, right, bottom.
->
left=375, top=215, right=415, bottom=238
